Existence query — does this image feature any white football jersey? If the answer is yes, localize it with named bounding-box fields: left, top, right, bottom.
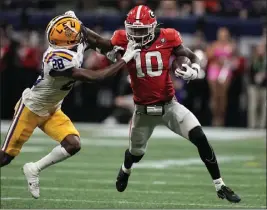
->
left=22, top=43, right=87, bottom=116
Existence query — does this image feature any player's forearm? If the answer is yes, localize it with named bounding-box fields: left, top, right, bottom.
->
left=72, top=60, right=126, bottom=81
left=173, top=45, right=200, bottom=65
left=85, top=27, right=113, bottom=52
left=186, top=49, right=200, bottom=65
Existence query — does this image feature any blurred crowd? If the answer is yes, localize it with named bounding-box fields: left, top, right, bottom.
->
left=0, top=0, right=266, bottom=128
left=1, top=0, right=266, bottom=19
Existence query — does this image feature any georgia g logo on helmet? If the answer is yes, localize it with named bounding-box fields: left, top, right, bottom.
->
left=125, top=5, right=157, bottom=46
left=46, top=15, right=83, bottom=49
left=150, top=11, right=155, bottom=18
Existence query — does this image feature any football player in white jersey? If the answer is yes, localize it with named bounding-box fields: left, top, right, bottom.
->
left=0, top=11, right=140, bottom=199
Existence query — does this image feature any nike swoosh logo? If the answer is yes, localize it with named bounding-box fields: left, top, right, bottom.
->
left=156, top=45, right=164, bottom=49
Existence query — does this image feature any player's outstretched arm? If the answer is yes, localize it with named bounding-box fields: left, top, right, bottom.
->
left=50, top=60, right=125, bottom=81
left=71, top=59, right=126, bottom=81
left=51, top=41, right=140, bottom=82
left=63, top=11, right=113, bottom=51
left=72, top=41, right=139, bottom=81
left=83, top=27, right=113, bottom=52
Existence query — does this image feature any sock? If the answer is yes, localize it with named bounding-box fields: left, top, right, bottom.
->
left=189, top=127, right=221, bottom=180
left=122, top=163, right=131, bottom=174
left=123, top=149, right=134, bottom=169
left=213, top=178, right=225, bottom=191
left=35, top=145, right=70, bottom=171
left=201, top=145, right=221, bottom=180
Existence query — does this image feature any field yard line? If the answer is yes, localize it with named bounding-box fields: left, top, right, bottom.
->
left=20, top=146, right=45, bottom=153
left=1, top=121, right=266, bottom=140
left=52, top=169, right=194, bottom=178
left=1, top=197, right=265, bottom=208
left=40, top=168, right=266, bottom=179
left=52, top=169, right=266, bottom=179
left=135, top=156, right=255, bottom=169
left=7, top=161, right=266, bottom=173
left=21, top=138, right=129, bottom=147
left=1, top=177, right=264, bottom=188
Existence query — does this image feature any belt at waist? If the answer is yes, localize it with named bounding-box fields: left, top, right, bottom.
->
left=134, top=97, right=175, bottom=107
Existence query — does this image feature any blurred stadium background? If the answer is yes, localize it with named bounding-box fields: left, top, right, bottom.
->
left=0, top=0, right=266, bottom=209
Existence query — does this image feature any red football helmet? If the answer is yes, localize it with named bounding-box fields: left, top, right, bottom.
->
left=125, top=5, right=157, bottom=46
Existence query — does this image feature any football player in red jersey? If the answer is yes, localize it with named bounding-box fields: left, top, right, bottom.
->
left=83, top=6, right=240, bottom=203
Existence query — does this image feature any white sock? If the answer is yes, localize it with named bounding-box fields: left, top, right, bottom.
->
left=122, top=163, right=132, bottom=174
left=213, top=178, right=225, bottom=191
left=35, top=145, right=70, bottom=172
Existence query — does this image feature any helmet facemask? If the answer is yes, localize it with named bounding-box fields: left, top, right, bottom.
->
left=125, top=21, right=157, bottom=46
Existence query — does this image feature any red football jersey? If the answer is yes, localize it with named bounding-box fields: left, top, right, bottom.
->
left=111, top=28, right=183, bottom=104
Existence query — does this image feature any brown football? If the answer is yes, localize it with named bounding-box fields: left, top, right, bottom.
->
left=171, top=56, right=191, bottom=73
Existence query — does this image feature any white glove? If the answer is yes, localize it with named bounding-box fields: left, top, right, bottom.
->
left=175, top=63, right=200, bottom=81
left=65, top=11, right=77, bottom=19
left=106, top=46, right=124, bottom=62
left=121, top=41, right=141, bottom=63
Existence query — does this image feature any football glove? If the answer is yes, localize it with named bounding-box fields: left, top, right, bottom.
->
left=175, top=63, right=200, bottom=81
left=121, top=41, right=141, bottom=63
left=106, top=46, right=125, bottom=63
left=65, top=10, right=77, bottom=19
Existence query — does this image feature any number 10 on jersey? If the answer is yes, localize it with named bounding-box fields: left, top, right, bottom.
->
left=134, top=51, right=163, bottom=78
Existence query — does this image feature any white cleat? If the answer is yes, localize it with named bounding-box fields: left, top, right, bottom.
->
left=22, top=162, right=40, bottom=199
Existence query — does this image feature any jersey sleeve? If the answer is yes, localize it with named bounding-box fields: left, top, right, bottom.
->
left=166, top=28, right=183, bottom=47
left=110, top=30, right=128, bottom=47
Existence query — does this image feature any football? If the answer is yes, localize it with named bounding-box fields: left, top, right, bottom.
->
left=171, top=56, right=191, bottom=73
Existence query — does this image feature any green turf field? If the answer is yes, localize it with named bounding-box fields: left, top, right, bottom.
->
left=1, top=123, right=266, bottom=209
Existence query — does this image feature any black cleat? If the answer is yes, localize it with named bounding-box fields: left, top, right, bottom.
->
left=116, top=167, right=130, bottom=192
left=217, top=185, right=241, bottom=203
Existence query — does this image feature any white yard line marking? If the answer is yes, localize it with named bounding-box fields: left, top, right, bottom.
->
left=1, top=186, right=266, bottom=199
left=1, top=121, right=265, bottom=141
left=2, top=137, right=128, bottom=147
left=1, top=176, right=263, bottom=188
left=153, top=181, right=166, bottom=185
left=7, top=159, right=266, bottom=174
left=51, top=169, right=266, bottom=179
left=1, top=197, right=265, bottom=208
left=21, top=146, right=45, bottom=153
left=134, top=156, right=255, bottom=169
left=53, top=169, right=195, bottom=178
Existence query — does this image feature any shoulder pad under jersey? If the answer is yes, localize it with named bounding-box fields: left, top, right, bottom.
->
left=110, top=30, right=128, bottom=47
left=44, top=50, right=75, bottom=72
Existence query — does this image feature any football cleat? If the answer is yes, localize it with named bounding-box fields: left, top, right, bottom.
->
left=116, top=167, right=130, bottom=192
left=22, top=162, right=40, bottom=199
left=217, top=185, right=241, bottom=203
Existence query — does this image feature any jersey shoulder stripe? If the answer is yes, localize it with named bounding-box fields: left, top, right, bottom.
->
left=44, top=51, right=73, bottom=63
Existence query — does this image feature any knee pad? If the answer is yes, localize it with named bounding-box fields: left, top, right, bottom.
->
left=125, top=149, right=144, bottom=163
left=0, top=151, right=14, bottom=167
left=188, top=126, right=207, bottom=147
